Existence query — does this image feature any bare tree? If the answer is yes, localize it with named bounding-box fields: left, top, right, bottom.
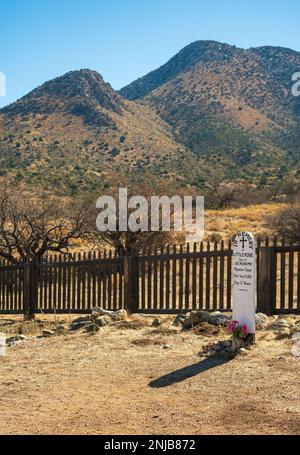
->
left=204, top=181, right=238, bottom=209
left=0, top=185, right=93, bottom=262
left=91, top=223, right=170, bottom=255
left=267, top=204, right=300, bottom=241
left=89, top=199, right=171, bottom=255
left=88, top=182, right=175, bottom=254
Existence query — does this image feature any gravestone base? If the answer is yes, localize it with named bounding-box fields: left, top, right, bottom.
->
left=231, top=334, right=255, bottom=353
left=246, top=333, right=256, bottom=345
left=231, top=337, right=245, bottom=352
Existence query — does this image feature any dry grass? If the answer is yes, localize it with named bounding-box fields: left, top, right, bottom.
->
left=0, top=314, right=72, bottom=337
left=205, top=203, right=286, bottom=241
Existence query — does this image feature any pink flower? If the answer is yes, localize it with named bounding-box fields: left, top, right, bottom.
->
left=227, top=320, right=248, bottom=339
left=242, top=325, right=248, bottom=335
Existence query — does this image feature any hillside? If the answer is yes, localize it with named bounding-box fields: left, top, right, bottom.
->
left=0, top=70, right=197, bottom=195
left=121, top=41, right=300, bottom=186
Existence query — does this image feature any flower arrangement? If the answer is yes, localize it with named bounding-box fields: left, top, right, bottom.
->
left=227, top=320, right=248, bottom=340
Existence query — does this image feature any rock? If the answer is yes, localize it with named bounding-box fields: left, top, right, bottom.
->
left=107, top=312, right=120, bottom=322
left=183, top=310, right=210, bottom=329
left=192, top=322, right=220, bottom=336
left=214, top=340, right=230, bottom=351
left=69, top=321, right=89, bottom=331
left=291, top=333, right=300, bottom=357
left=116, top=310, right=128, bottom=321
left=275, top=328, right=291, bottom=340
left=91, top=306, right=106, bottom=316
left=91, top=308, right=128, bottom=322
left=162, top=344, right=172, bottom=350
left=195, top=310, right=210, bottom=323
left=55, top=325, right=66, bottom=333
left=152, top=318, right=162, bottom=327
left=42, top=329, right=55, bottom=337
left=231, top=337, right=245, bottom=352
left=182, top=317, right=191, bottom=329
left=172, top=314, right=186, bottom=326
left=255, top=313, right=268, bottom=330
left=239, top=348, right=248, bottom=356
left=72, top=315, right=91, bottom=324
left=208, top=312, right=231, bottom=327
left=270, top=319, right=291, bottom=331
left=0, top=320, right=15, bottom=327
left=199, top=340, right=232, bottom=358
left=6, top=335, right=26, bottom=345
left=94, top=315, right=111, bottom=327
left=85, top=323, right=100, bottom=333
left=92, top=307, right=116, bottom=318
left=290, top=325, right=300, bottom=335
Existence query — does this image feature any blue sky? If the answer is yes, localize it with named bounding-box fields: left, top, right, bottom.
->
left=0, top=0, right=300, bottom=107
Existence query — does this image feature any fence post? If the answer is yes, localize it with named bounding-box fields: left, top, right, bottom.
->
left=23, top=260, right=38, bottom=320
left=124, top=253, right=139, bottom=314
left=257, top=245, right=276, bottom=315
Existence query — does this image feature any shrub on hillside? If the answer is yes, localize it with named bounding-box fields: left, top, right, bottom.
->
left=267, top=205, right=300, bottom=241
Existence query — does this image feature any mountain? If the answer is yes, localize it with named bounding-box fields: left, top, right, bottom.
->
left=120, top=41, right=300, bottom=185
left=1, top=41, right=300, bottom=198
left=2, top=70, right=124, bottom=125
left=0, top=70, right=192, bottom=194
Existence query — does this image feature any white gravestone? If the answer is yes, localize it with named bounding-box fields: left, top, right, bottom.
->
left=233, top=232, right=256, bottom=335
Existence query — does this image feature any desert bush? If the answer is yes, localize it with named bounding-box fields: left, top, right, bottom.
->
left=267, top=204, right=300, bottom=241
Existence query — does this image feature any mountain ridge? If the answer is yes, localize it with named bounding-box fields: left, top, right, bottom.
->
left=120, top=40, right=300, bottom=183
left=2, top=69, right=124, bottom=127
left=120, top=40, right=300, bottom=100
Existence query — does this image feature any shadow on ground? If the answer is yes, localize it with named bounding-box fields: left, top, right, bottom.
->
left=149, top=356, right=230, bottom=388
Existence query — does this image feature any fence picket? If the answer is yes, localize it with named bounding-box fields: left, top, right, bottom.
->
left=172, top=245, right=177, bottom=310
left=289, top=241, right=294, bottom=309
left=205, top=242, right=211, bottom=310
left=219, top=241, right=225, bottom=310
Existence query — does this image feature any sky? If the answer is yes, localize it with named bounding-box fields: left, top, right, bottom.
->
left=0, top=0, right=300, bottom=108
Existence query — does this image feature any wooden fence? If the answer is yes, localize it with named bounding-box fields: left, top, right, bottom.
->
left=0, top=238, right=300, bottom=317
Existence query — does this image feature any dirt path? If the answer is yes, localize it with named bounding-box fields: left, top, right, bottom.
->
left=0, top=317, right=299, bottom=435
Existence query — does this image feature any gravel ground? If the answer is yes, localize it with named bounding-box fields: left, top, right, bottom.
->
left=0, top=315, right=299, bottom=435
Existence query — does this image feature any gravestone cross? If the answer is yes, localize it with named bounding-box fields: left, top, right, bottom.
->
left=240, top=236, right=247, bottom=249
left=232, top=232, right=256, bottom=336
